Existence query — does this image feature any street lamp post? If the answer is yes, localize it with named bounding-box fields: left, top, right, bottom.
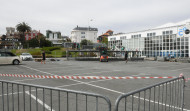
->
left=87, top=19, right=93, bottom=46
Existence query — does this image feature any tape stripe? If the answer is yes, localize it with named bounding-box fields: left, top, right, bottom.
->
left=0, top=74, right=179, bottom=80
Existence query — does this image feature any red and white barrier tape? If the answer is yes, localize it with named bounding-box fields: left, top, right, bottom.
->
left=0, top=74, right=177, bottom=80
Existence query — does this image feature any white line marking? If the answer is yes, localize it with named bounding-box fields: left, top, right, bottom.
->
left=21, top=65, right=54, bottom=75
left=25, top=91, right=55, bottom=111
left=13, top=78, right=43, bottom=82
left=171, top=67, right=190, bottom=71
left=144, top=64, right=183, bottom=69
left=70, top=70, right=122, bottom=76
left=132, top=96, right=190, bottom=111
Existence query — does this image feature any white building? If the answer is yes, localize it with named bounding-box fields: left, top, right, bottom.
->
left=6, top=27, right=15, bottom=36
left=108, top=20, right=190, bottom=58
left=46, top=30, right=62, bottom=46
left=71, top=26, right=98, bottom=43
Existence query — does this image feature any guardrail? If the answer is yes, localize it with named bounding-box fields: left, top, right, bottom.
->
left=0, top=80, right=111, bottom=111
left=0, top=76, right=186, bottom=111
left=66, top=50, right=140, bottom=61
left=115, top=76, right=185, bottom=111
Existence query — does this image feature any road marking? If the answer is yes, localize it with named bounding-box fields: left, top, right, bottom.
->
left=21, top=65, right=54, bottom=75
left=144, top=64, right=183, bottom=69
left=25, top=91, right=55, bottom=111
left=132, top=96, right=190, bottom=111
left=13, top=78, right=43, bottom=82
left=171, top=67, right=190, bottom=71
left=71, top=70, right=122, bottom=76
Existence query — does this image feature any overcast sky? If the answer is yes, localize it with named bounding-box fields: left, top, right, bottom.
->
left=1, top=0, right=190, bottom=36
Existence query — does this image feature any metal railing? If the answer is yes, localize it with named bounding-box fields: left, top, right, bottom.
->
left=66, top=50, right=141, bottom=61
left=115, top=76, right=185, bottom=111
left=0, top=80, right=111, bottom=111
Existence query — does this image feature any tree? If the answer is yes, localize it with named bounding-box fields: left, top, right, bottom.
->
left=16, top=22, right=31, bottom=33
left=27, top=38, right=39, bottom=48
left=27, top=33, right=52, bottom=48
left=80, top=39, right=92, bottom=46
left=16, top=22, right=31, bottom=46
left=0, top=35, right=6, bottom=49
left=67, top=38, right=71, bottom=42
left=36, top=33, right=44, bottom=47
left=101, top=37, right=108, bottom=46
left=40, top=37, right=52, bottom=47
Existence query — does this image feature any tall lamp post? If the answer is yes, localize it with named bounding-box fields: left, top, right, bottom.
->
left=87, top=19, right=93, bottom=46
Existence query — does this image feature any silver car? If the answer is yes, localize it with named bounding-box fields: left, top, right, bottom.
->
left=0, top=52, right=22, bottom=65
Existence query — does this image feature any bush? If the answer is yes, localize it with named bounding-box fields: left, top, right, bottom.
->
left=62, top=51, right=66, bottom=57
left=28, top=49, right=42, bottom=56
left=51, top=50, right=63, bottom=57
left=42, top=47, right=61, bottom=52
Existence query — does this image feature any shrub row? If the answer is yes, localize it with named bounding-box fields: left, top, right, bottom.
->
left=42, top=47, right=61, bottom=52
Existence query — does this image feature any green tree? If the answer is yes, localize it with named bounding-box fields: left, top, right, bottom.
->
left=101, top=37, right=108, bottom=46
left=40, top=37, right=52, bottom=47
left=27, top=33, right=52, bottom=48
left=80, top=39, right=92, bottom=46
left=36, top=33, right=44, bottom=47
left=16, top=22, right=31, bottom=46
left=27, top=38, right=39, bottom=48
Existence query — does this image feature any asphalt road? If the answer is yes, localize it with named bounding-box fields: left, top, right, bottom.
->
left=0, top=60, right=189, bottom=111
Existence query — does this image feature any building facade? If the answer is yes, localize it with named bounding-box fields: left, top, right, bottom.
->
left=0, top=27, right=20, bottom=49
left=46, top=30, right=62, bottom=46
left=71, top=26, right=98, bottom=43
left=108, top=22, right=190, bottom=58
left=25, top=30, right=40, bottom=40
left=97, top=30, right=113, bottom=43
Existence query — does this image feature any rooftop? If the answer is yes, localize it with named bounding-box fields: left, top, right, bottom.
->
left=73, top=26, right=98, bottom=31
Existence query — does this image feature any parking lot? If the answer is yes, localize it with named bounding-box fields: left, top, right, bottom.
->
left=0, top=60, right=189, bottom=111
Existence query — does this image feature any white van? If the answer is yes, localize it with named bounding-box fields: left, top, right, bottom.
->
left=0, top=51, right=22, bottom=65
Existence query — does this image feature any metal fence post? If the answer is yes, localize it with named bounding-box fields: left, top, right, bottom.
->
left=182, top=76, right=185, bottom=111
left=66, top=50, right=68, bottom=60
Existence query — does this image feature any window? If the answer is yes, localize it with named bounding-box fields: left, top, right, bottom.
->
left=147, top=33, right=156, bottom=37
left=166, top=31, right=169, bottom=35
left=81, top=32, right=85, bottom=34
left=81, top=36, right=85, bottom=38
left=131, top=34, right=141, bottom=38
left=163, top=30, right=173, bottom=35
left=0, top=52, right=6, bottom=57
left=163, top=31, right=165, bottom=35
left=6, top=52, right=16, bottom=56
left=120, top=36, right=126, bottom=40
left=170, top=30, right=173, bottom=34
left=110, top=38, right=116, bottom=41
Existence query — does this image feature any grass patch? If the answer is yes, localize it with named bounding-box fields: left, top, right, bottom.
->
left=11, top=47, right=68, bottom=58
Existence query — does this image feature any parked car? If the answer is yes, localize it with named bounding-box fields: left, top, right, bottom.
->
left=0, top=51, right=22, bottom=65
left=20, top=53, right=33, bottom=61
